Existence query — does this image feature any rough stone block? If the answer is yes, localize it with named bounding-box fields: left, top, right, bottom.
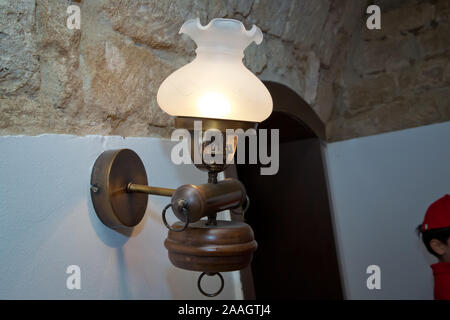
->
left=436, top=0, right=450, bottom=23
left=327, top=87, right=444, bottom=142
left=99, top=0, right=208, bottom=54
left=37, top=0, right=82, bottom=111
left=363, top=2, right=435, bottom=40
left=248, top=0, right=292, bottom=37
left=259, top=38, right=304, bottom=99
left=375, top=94, right=442, bottom=132
left=304, top=52, right=321, bottom=105
left=326, top=111, right=379, bottom=142
left=0, top=0, right=39, bottom=97
left=398, top=57, right=450, bottom=92
left=244, top=42, right=267, bottom=75
left=314, top=76, right=335, bottom=123
left=418, top=57, right=449, bottom=90
left=353, top=37, right=419, bottom=74
left=226, top=0, right=254, bottom=18
left=282, top=0, right=330, bottom=48
left=343, top=73, right=396, bottom=114
left=317, top=1, right=348, bottom=66
left=418, top=24, right=450, bottom=58
left=432, top=87, right=450, bottom=119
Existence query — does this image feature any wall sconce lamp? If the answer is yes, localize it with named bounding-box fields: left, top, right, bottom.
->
left=90, top=18, right=273, bottom=297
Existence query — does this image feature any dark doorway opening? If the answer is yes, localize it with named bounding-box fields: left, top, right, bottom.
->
left=227, top=81, right=343, bottom=299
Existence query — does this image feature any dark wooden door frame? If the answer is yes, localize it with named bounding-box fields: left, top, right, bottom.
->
left=225, top=164, right=257, bottom=299
left=225, top=81, right=340, bottom=299
left=262, top=81, right=326, bottom=141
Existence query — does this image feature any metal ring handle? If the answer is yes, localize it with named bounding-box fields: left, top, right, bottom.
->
left=162, top=203, right=189, bottom=232
left=242, top=195, right=250, bottom=218
left=197, top=272, right=224, bottom=298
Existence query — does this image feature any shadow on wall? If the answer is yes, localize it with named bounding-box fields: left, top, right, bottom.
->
left=115, top=247, right=132, bottom=299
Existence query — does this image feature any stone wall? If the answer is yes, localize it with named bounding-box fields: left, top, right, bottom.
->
left=0, top=0, right=364, bottom=138
left=327, top=0, right=450, bottom=141
left=1, top=1, right=448, bottom=141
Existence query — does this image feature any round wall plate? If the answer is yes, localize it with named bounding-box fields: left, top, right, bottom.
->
left=90, top=149, right=148, bottom=229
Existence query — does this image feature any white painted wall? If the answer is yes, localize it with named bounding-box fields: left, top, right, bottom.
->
left=2, top=121, right=449, bottom=299
left=0, top=134, right=242, bottom=299
left=325, top=121, right=450, bottom=299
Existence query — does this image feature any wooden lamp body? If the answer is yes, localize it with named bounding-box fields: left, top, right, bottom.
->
left=165, top=220, right=257, bottom=273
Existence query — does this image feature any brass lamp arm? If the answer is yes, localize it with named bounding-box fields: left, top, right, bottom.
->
left=127, top=183, right=174, bottom=197
left=90, top=149, right=247, bottom=229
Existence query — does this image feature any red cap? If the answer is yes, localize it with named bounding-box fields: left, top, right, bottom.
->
left=422, top=194, right=450, bottom=232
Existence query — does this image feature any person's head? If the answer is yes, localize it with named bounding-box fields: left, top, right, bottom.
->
left=417, top=225, right=450, bottom=262
left=417, top=195, right=450, bottom=262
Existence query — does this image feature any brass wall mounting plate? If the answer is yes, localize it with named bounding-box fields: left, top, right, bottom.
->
left=90, top=149, right=148, bottom=229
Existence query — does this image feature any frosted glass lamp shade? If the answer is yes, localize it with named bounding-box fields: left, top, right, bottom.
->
left=157, top=18, right=273, bottom=123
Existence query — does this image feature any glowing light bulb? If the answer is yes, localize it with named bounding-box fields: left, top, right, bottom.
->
left=197, top=92, right=231, bottom=118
